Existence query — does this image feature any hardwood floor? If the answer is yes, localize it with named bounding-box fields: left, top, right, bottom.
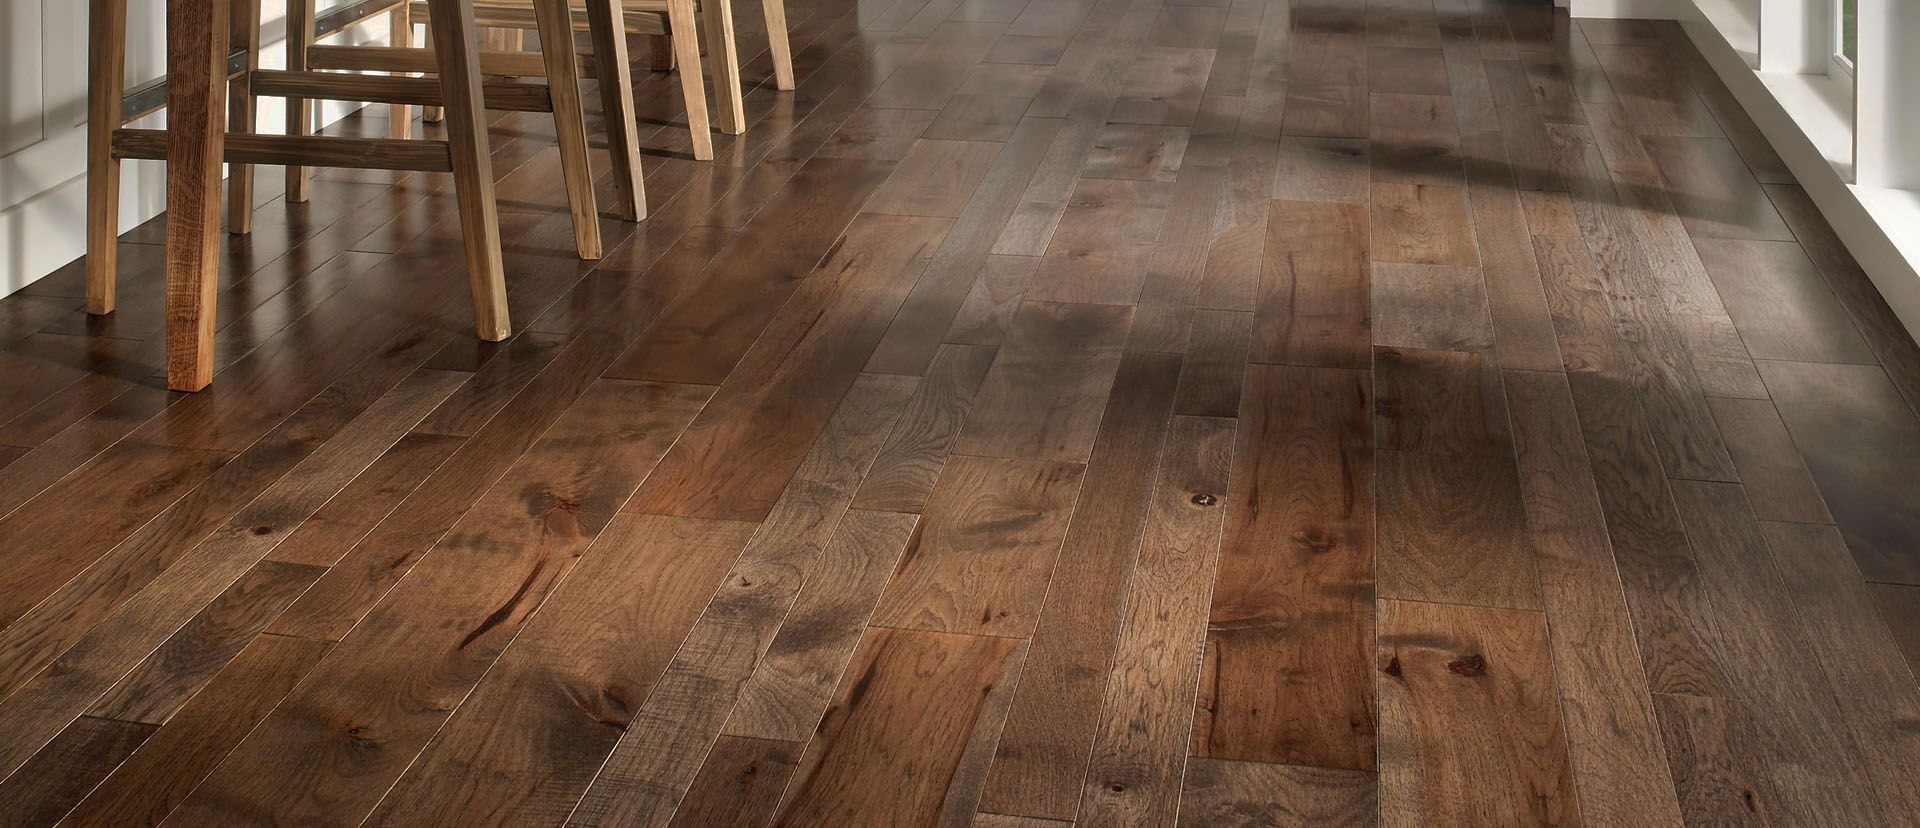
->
left=3, top=0, right=1919, bottom=825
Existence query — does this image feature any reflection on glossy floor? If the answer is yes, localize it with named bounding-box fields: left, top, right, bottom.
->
left=3, top=0, right=1920, bottom=824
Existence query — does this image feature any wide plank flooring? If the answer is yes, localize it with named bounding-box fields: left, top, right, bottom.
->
left=3, top=0, right=1919, bottom=825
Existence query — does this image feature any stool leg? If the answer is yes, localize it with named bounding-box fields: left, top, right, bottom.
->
left=164, top=0, right=230, bottom=391
left=668, top=0, right=713, bottom=161
left=426, top=0, right=510, bottom=340
left=390, top=2, right=413, bottom=139
left=586, top=0, right=647, bottom=221
left=86, top=0, right=128, bottom=316
left=761, top=0, right=793, bottom=91
left=700, top=0, right=746, bottom=135
left=227, top=0, right=261, bottom=235
left=649, top=35, right=675, bottom=71
left=533, top=0, right=603, bottom=259
left=422, top=24, right=444, bottom=123
left=286, top=0, right=313, bottom=202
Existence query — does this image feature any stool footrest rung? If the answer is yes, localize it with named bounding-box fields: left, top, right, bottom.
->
left=112, top=129, right=456, bottom=173
left=251, top=69, right=554, bottom=111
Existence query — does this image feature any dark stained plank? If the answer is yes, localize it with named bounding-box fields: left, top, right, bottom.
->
left=56, top=633, right=331, bottom=828
left=866, top=139, right=1005, bottom=218
left=1669, top=480, right=1886, bottom=825
left=1461, top=130, right=1561, bottom=372
left=603, top=157, right=897, bottom=386
left=1759, top=521, right=1920, bottom=818
left=1368, top=46, right=1450, bottom=95
left=0, top=714, right=156, bottom=827
left=852, top=343, right=999, bottom=513
left=1873, top=584, right=1920, bottom=680
left=951, top=301, right=1132, bottom=462
left=817, top=107, right=940, bottom=161
left=667, top=736, right=804, bottom=828
left=868, top=455, right=1084, bottom=636
left=565, top=374, right=919, bottom=828
left=1504, top=370, right=1686, bottom=826
left=945, top=256, right=1040, bottom=346
left=85, top=560, right=322, bottom=725
left=1368, top=91, right=1463, bottom=187
left=1640, top=136, right=1794, bottom=242
left=1024, top=179, right=1172, bottom=305
left=724, top=508, right=920, bottom=741
left=165, top=379, right=712, bottom=825
left=1376, top=443, right=1539, bottom=611
left=1173, top=309, right=1252, bottom=418
left=868, top=116, right=1065, bottom=376
left=1273, top=136, right=1369, bottom=203
left=1177, top=758, right=1375, bottom=828
left=262, top=432, right=465, bottom=566
left=1759, top=360, right=1920, bottom=584
left=1652, top=692, right=1781, bottom=827
left=623, top=213, right=951, bottom=521
left=1252, top=200, right=1370, bottom=368
left=1196, top=364, right=1373, bottom=770
left=769, top=628, right=1026, bottom=827
left=363, top=515, right=759, bottom=825
left=1694, top=238, right=1877, bottom=364
left=1075, top=415, right=1234, bottom=827
left=1563, top=370, right=1731, bottom=697
left=1707, top=396, right=1833, bottom=525
left=1765, top=183, right=1920, bottom=414
left=1370, top=263, right=1494, bottom=352
left=1369, top=181, right=1477, bottom=266
left=1375, top=599, right=1581, bottom=826
left=978, top=351, right=1179, bottom=818
left=0, top=442, right=231, bottom=628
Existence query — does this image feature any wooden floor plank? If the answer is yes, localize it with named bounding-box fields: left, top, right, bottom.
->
left=950, top=300, right=1133, bottom=463
left=1177, top=757, right=1376, bottom=828
left=3, top=1, right=1918, bottom=824
left=1375, top=599, right=1582, bottom=827
left=1252, top=200, right=1371, bottom=368
left=165, top=379, right=712, bottom=825
left=978, top=351, right=1180, bottom=819
left=1075, top=415, right=1234, bottom=827
left=1759, top=360, right=1920, bottom=584
left=566, top=374, right=918, bottom=828
left=1504, top=369, right=1685, bottom=827
left=1196, top=364, right=1374, bottom=770
left=770, top=627, right=1026, bottom=827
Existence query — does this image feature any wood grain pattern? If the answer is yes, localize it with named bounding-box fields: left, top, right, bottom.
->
left=1178, top=758, right=1376, bottom=828
left=1197, top=364, right=1374, bottom=770
left=725, top=508, right=920, bottom=741
left=770, top=628, right=1025, bottom=827
left=868, top=455, right=1084, bottom=637
left=16, top=2, right=1920, bottom=825
left=1076, top=415, right=1234, bottom=828
left=363, top=515, right=759, bottom=825
left=1760, top=360, right=1920, bottom=584
left=979, top=351, right=1180, bottom=819
left=1375, top=599, right=1582, bottom=827
left=1504, top=369, right=1685, bottom=827
left=951, top=301, right=1132, bottom=462
left=1253, top=200, right=1371, bottom=368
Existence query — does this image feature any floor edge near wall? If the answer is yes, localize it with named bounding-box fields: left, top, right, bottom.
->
left=1569, top=0, right=1920, bottom=346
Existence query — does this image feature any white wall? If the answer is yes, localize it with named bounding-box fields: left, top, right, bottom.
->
left=0, top=0, right=388, bottom=296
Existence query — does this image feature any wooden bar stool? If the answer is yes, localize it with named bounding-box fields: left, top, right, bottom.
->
left=89, top=0, right=566, bottom=390
left=410, top=0, right=796, bottom=161
left=283, top=0, right=619, bottom=253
